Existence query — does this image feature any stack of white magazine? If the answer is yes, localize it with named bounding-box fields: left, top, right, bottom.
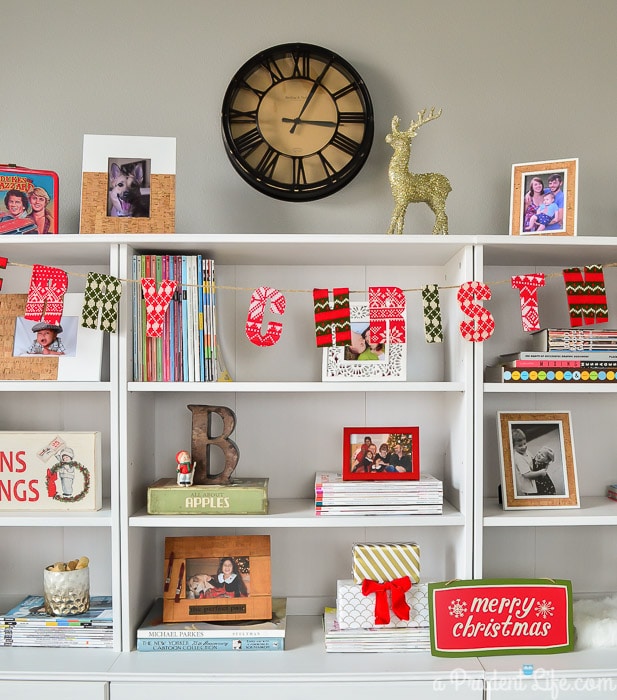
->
left=315, top=472, right=443, bottom=516
left=323, top=607, right=430, bottom=652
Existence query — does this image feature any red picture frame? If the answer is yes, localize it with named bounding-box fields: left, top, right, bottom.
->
left=343, top=426, right=420, bottom=481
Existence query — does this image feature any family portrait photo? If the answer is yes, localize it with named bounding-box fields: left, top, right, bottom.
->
left=510, top=159, right=578, bottom=237
left=497, top=411, right=579, bottom=509
left=343, top=426, right=420, bottom=481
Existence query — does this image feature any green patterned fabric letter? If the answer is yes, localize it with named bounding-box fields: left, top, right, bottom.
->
left=422, top=284, right=444, bottom=343
left=82, top=272, right=123, bottom=333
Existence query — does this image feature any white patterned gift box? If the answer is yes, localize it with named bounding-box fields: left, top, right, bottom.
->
left=337, top=580, right=429, bottom=629
left=352, top=542, right=420, bottom=584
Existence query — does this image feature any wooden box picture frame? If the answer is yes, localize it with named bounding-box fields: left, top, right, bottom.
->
left=343, top=426, right=420, bottom=481
left=163, top=535, right=272, bottom=623
left=322, top=301, right=406, bottom=381
left=497, top=411, right=580, bottom=509
left=0, top=293, right=103, bottom=381
left=79, top=134, right=176, bottom=234
left=509, top=158, right=578, bottom=237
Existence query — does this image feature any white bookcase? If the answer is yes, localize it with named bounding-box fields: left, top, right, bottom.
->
left=3, top=234, right=617, bottom=697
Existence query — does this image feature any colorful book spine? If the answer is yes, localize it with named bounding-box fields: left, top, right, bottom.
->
left=504, top=359, right=617, bottom=368
left=487, top=366, right=617, bottom=383
left=136, top=636, right=284, bottom=651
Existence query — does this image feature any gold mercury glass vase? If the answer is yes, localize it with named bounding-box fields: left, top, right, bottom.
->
left=43, top=566, right=90, bottom=616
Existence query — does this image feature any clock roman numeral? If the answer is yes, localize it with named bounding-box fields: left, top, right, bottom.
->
left=291, top=51, right=311, bottom=79
left=338, top=111, right=365, bottom=124
left=260, top=57, right=285, bottom=84
left=229, top=108, right=258, bottom=124
left=292, top=157, right=307, bottom=186
left=332, top=83, right=357, bottom=101
left=318, top=153, right=337, bottom=179
left=331, top=132, right=360, bottom=156
left=234, top=128, right=264, bottom=157
left=255, top=146, right=281, bottom=178
left=238, top=79, right=265, bottom=99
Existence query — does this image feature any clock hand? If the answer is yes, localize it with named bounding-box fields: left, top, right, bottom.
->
left=282, top=117, right=337, bottom=127
left=289, top=60, right=332, bottom=134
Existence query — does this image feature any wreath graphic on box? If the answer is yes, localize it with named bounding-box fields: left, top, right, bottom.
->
left=45, top=461, right=91, bottom=503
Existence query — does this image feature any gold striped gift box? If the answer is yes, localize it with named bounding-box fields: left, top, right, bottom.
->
left=352, top=543, right=420, bottom=584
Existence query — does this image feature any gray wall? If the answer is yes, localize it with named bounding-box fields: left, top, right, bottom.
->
left=3, top=0, right=615, bottom=235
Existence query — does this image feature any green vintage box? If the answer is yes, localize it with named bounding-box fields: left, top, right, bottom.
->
left=147, top=478, right=268, bottom=515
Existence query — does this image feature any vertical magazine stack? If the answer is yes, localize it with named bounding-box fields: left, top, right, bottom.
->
left=132, top=253, right=218, bottom=382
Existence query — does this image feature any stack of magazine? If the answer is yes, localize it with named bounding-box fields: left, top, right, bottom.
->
left=315, top=472, right=443, bottom=516
left=132, top=253, right=218, bottom=382
left=0, top=595, right=113, bottom=648
left=137, top=597, right=287, bottom=652
left=323, top=607, right=430, bottom=652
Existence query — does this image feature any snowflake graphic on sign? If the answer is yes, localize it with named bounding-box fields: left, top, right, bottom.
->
left=535, top=599, right=554, bottom=619
left=448, top=598, right=467, bottom=618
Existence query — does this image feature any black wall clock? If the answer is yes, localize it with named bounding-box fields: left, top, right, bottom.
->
left=221, top=43, right=374, bottom=202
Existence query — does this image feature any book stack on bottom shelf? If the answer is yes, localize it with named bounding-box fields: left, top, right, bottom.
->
left=1, top=595, right=113, bottom=648
left=325, top=543, right=430, bottom=652
left=136, top=597, right=287, bottom=651
left=315, top=472, right=443, bottom=515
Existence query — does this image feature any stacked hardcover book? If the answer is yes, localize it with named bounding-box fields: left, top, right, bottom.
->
left=137, top=597, right=287, bottom=651
left=0, top=595, right=113, bottom=648
left=315, top=472, right=443, bottom=516
left=486, top=327, right=617, bottom=384
left=132, top=253, right=218, bottom=382
left=607, top=484, right=617, bottom=502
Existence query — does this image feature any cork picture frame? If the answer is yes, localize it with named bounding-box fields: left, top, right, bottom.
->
left=79, top=134, right=176, bottom=234
left=510, top=159, right=578, bottom=237
left=0, top=293, right=103, bottom=381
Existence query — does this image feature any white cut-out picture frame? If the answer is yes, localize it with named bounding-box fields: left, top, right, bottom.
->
left=322, top=301, right=406, bottom=381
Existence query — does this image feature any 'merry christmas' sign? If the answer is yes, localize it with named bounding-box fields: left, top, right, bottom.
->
left=428, top=579, right=574, bottom=657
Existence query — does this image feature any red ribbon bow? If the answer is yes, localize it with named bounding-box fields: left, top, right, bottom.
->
left=361, top=576, right=412, bottom=625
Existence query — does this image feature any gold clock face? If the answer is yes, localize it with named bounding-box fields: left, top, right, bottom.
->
left=221, top=43, right=374, bottom=201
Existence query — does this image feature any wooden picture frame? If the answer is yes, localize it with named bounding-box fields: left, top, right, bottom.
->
left=163, top=535, right=272, bottom=623
left=509, top=159, right=578, bottom=237
left=343, top=426, right=420, bottom=481
left=322, top=301, right=406, bottom=381
left=79, top=134, right=176, bottom=234
left=1, top=293, right=103, bottom=381
left=497, top=411, right=579, bottom=509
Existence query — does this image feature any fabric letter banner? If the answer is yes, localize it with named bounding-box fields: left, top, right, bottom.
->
left=0, top=256, right=7, bottom=291
left=141, top=278, right=178, bottom=337
left=368, top=286, right=406, bottom=344
left=457, top=281, right=495, bottom=342
left=81, top=272, right=123, bottom=333
left=511, top=273, right=545, bottom=332
left=313, top=288, right=351, bottom=347
left=25, top=265, right=69, bottom=324
left=245, top=286, right=286, bottom=347
left=563, top=265, right=609, bottom=326
left=422, top=284, right=444, bottom=343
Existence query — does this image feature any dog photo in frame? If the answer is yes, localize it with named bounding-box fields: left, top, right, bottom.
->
left=163, top=534, right=272, bottom=623
left=79, top=134, right=176, bottom=234
left=343, top=426, right=420, bottom=481
left=497, top=411, right=580, bottom=510
left=509, top=159, right=578, bottom=237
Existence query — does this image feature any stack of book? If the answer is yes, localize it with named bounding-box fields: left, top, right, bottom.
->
left=315, top=472, right=443, bottom=516
left=0, top=595, right=113, bottom=648
left=607, top=484, right=617, bottom=502
left=132, top=253, right=218, bottom=382
left=136, top=597, right=287, bottom=652
left=486, top=328, right=617, bottom=384
left=323, top=607, right=430, bottom=652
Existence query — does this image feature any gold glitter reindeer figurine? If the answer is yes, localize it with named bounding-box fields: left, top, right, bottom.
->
left=386, top=108, right=451, bottom=235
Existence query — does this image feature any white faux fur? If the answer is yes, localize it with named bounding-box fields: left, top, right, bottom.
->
left=574, top=595, right=617, bottom=649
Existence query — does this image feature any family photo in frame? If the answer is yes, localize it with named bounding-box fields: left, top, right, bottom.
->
left=322, top=301, right=406, bottom=381
left=343, top=426, right=420, bottom=481
left=497, top=411, right=579, bottom=510
left=509, top=159, right=578, bottom=237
